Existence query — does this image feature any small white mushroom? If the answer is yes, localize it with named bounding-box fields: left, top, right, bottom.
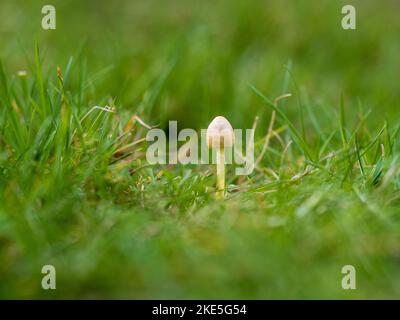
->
left=207, top=116, right=234, bottom=199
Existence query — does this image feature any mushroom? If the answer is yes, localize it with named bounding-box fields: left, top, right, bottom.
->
left=207, top=116, right=234, bottom=199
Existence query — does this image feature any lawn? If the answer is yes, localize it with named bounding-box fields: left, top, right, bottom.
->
left=1, top=0, right=400, bottom=299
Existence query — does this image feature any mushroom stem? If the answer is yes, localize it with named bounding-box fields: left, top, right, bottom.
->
left=216, top=147, right=225, bottom=199
left=206, top=116, right=233, bottom=200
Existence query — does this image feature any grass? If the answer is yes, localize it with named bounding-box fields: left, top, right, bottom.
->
left=1, top=0, right=400, bottom=299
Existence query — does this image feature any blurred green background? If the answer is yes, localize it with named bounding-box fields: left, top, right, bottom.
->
left=1, top=0, right=400, bottom=299
left=2, top=0, right=400, bottom=131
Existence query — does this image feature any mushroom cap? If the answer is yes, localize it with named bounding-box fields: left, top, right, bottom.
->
left=206, top=116, right=234, bottom=149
